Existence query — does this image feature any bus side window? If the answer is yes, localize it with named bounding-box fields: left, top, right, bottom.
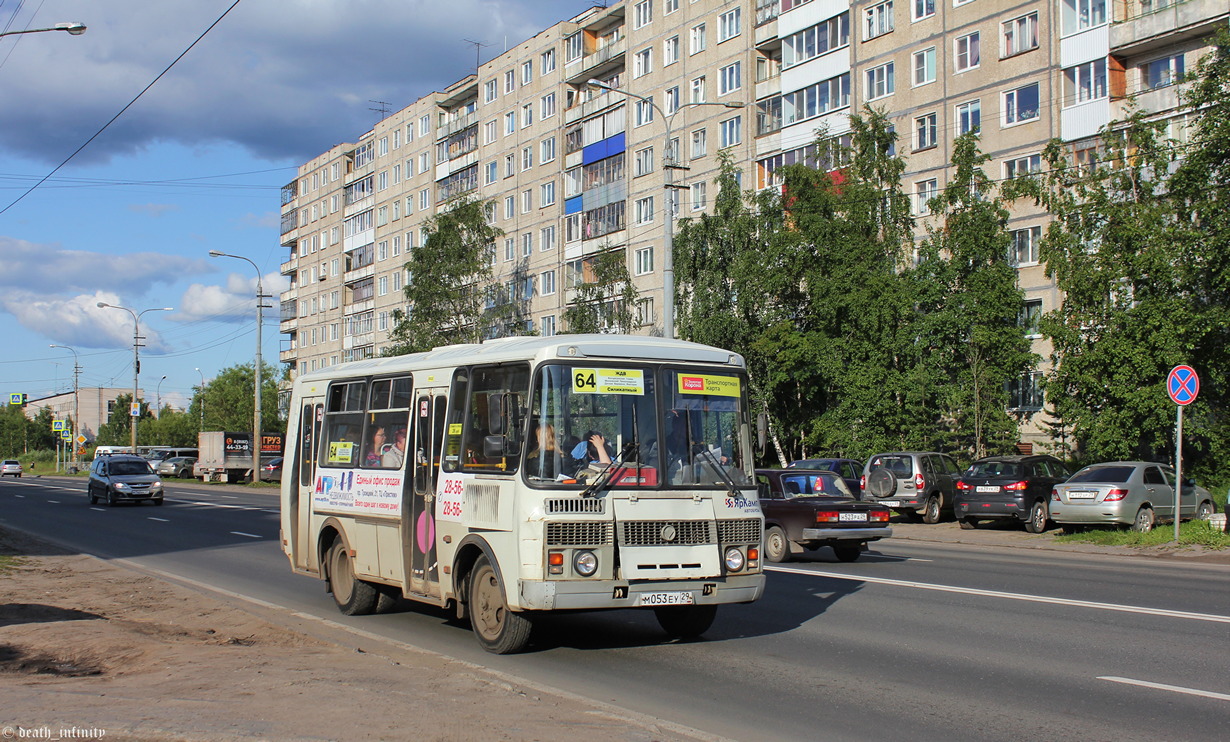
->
left=457, top=365, right=529, bottom=473
left=322, top=381, right=365, bottom=467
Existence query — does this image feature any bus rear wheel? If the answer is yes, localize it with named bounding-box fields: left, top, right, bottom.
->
left=327, top=541, right=378, bottom=616
left=468, top=557, right=532, bottom=654
left=655, top=604, right=717, bottom=640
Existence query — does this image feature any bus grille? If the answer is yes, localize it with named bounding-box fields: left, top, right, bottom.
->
left=545, top=498, right=605, bottom=515
left=546, top=522, right=613, bottom=546
left=621, top=520, right=713, bottom=546
left=717, top=518, right=762, bottom=545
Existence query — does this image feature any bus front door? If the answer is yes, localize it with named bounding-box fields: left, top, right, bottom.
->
left=294, top=397, right=324, bottom=572
left=406, top=391, right=446, bottom=598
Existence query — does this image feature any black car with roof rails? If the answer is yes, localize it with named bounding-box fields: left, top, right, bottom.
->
left=954, top=454, right=1071, bottom=533
left=789, top=457, right=865, bottom=497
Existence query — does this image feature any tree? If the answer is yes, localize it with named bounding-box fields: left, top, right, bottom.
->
left=196, top=362, right=283, bottom=436
left=385, top=194, right=508, bottom=354
left=563, top=246, right=639, bottom=334
left=914, top=131, right=1034, bottom=458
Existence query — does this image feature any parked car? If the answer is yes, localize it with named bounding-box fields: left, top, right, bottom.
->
left=261, top=456, right=284, bottom=483
left=861, top=452, right=962, bottom=523
left=1050, top=461, right=1216, bottom=532
left=87, top=454, right=164, bottom=506
left=1, top=459, right=22, bottom=477
left=788, top=457, right=865, bottom=497
left=156, top=456, right=197, bottom=479
left=756, top=468, right=893, bottom=563
left=954, top=455, right=1071, bottom=533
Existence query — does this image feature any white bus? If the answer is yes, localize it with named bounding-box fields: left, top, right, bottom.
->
left=279, top=335, right=764, bottom=653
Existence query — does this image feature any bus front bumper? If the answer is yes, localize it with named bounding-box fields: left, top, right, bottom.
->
left=518, top=572, right=765, bottom=611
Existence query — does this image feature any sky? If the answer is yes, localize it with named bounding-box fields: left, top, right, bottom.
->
left=0, top=0, right=596, bottom=413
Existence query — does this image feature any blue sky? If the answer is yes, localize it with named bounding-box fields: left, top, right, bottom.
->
left=0, top=0, right=593, bottom=411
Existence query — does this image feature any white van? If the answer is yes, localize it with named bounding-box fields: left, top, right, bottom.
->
left=93, top=446, right=135, bottom=457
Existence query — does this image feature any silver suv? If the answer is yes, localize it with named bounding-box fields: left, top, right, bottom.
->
left=861, top=452, right=961, bottom=523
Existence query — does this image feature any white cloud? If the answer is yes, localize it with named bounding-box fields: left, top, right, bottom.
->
left=2, top=290, right=171, bottom=352
left=0, top=236, right=206, bottom=295
left=177, top=271, right=290, bottom=323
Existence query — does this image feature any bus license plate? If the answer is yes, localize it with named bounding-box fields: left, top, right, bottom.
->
left=637, top=592, right=694, bottom=607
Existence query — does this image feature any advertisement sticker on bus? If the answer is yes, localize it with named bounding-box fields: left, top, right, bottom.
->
left=720, top=493, right=762, bottom=515
left=677, top=374, right=740, bottom=397
left=327, top=441, right=355, bottom=464
left=313, top=467, right=405, bottom=516
left=437, top=473, right=465, bottom=522
left=571, top=368, right=645, bottom=395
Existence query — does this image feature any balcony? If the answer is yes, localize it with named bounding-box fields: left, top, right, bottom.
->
left=566, top=38, right=625, bottom=84
left=1110, top=0, right=1229, bottom=57
left=279, top=347, right=298, bottom=363
left=280, top=317, right=299, bottom=334
left=440, top=109, right=478, bottom=139
left=280, top=211, right=298, bottom=235
left=280, top=256, right=298, bottom=275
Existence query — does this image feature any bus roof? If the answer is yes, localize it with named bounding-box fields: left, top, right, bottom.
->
left=294, top=334, right=744, bottom=386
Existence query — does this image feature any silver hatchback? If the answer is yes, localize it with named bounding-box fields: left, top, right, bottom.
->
left=1050, top=461, right=1215, bottom=532
left=87, top=454, right=164, bottom=506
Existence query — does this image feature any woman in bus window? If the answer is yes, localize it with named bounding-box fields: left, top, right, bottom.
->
left=526, top=423, right=561, bottom=479
left=364, top=427, right=387, bottom=467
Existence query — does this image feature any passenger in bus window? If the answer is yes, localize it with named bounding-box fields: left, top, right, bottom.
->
left=382, top=428, right=407, bottom=468
left=364, top=427, right=387, bottom=467
left=526, top=423, right=562, bottom=479
left=569, top=431, right=613, bottom=467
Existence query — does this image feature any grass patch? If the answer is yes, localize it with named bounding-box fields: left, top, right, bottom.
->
left=1054, top=518, right=1230, bottom=549
left=0, top=555, right=27, bottom=573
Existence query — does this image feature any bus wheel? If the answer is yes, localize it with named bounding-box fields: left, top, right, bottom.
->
left=655, top=604, right=717, bottom=640
left=327, top=541, right=378, bottom=616
left=468, top=556, right=532, bottom=654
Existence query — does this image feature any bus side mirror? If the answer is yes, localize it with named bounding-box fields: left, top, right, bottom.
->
left=756, top=413, right=768, bottom=456
left=484, top=434, right=520, bottom=458
left=487, top=394, right=504, bottom=435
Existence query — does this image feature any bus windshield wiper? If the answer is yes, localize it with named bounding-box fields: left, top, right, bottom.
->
left=580, top=441, right=636, bottom=498
left=697, top=448, right=742, bottom=498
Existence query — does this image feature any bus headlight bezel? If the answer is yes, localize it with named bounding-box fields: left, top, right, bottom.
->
left=724, top=546, right=745, bottom=572
left=573, top=550, right=598, bottom=577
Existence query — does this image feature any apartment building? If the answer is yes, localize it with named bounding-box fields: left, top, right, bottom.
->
left=278, top=0, right=1226, bottom=447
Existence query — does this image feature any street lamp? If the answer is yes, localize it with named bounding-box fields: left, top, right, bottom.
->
left=209, top=250, right=266, bottom=482
left=156, top=375, right=167, bottom=418
left=49, top=344, right=81, bottom=471
left=0, top=22, right=87, bottom=39
left=587, top=79, right=744, bottom=339
left=195, top=368, right=206, bottom=429
left=97, top=303, right=173, bottom=452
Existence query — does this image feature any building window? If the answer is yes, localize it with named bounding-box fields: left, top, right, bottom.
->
left=541, top=92, right=556, bottom=119
left=718, top=8, right=741, bottom=42
left=541, top=181, right=556, bottom=206
left=504, top=69, right=515, bottom=94
left=913, top=47, right=935, bottom=86
left=521, top=60, right=533, bottom=85
left=664, top=86, right=680, bottom=114
left=485, top=161, right=498, bottom=185
left=1004, top=83, right=1041, bottom=125
left=866, top=62, right=895, bottom=100
left=782, top=74, right=851, bottom=124
left=635, top=146, right=655, bottom=176
left=664, top=35, right=679, bottom=66
left=957, top=99, right=981, bottom=134
left=521, top=189, right=533, bottom=213
left=720, top=116, right=742, bottom=147
left=634, top=47, right=653, bottom=78
left=691, top=181, right=707, bottom=210
left=915, top=113, right=937, bottom=150
left=541, top=225, right=556, bottom=252
left=522, top=146, right=534, bottom=171
left=1020, top=299, right=1043, bottom=338
left=1142, top=54, right=1184, bottom=90
left=564, top=32, right=583, bottom=63
left=955, top=32, right=980, bottom=72
left=542, top=136, right=557, bottom=163
left=1065, top=60, right=1107, bottom=106
left=541, top=270, right=556, bottom=295
left=1011, top=226, right=1042, bottom=266
left=541, top=315, right=557, bottom=337
left=913, top=0, right=935, bottom=21
left=634, top=0, right=652, bottom=29
left=1004, top=154, right=1042, bottom=179
left=690, top=23, right=707, bottom=55
left=505, top=111, right=516, bottom=135
left=691, top=128, right=707, bottom=158
left=1061, top=0, right=1106, bottom=36
left=522, top=233, right=533, bottom=256
left=522, top=102, right=533, bottom=128
left=635, top=245, right=654, bottom=275
left=636, top=298, right=655, bottom=327
left=635, top=196, right=655, bottom=225
left=865, top=1, right=894, bottom=40
left=1009, top=372, right=1044, bottom=411
left=541, top=48, right=556, bottom=73
left=691, top=76, right=707, bottom=103
left=1003, top=12, right=1039, bottom=57
left=665, top=0, right=679, bottom=14
left=504, top=196, right=515, bottom=219
left=719, top=62, right=742, bottom=95
left=504, top=237, right=515, bottom=262
left=914, top=178, right=937, bottom=215
left=636, top=98, right=655, bottom=126
left=782, top=13, right=850, bottom=69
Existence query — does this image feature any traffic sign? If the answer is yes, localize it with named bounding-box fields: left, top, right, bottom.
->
left=52, top=419, right=66, bottom=431
left=130, top=402, right=141, bottom=417
left=1166, top=365, right=1199, bottom=406
left=77, top=435, right=87, bottom=445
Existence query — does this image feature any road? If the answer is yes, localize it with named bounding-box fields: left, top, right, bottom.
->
left=2, top=475, right=1227, bottom=741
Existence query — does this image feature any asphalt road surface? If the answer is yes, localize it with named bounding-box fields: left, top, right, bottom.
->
left=2, top=476, right=1227, bottom=741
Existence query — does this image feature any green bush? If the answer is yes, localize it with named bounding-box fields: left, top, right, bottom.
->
left=1055, top=518, right=1229, bottom=549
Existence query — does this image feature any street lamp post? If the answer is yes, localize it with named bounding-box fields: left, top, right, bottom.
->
left=156, top=375, right=167, bottom=418
left=209, top=251, right=265, bottom=482
left=586, top=80, right=744, bottom=339
left=195, top=368, right=206, bottom=429
left=0, top=22, right=86, bottom=39
left=97, top=303, right=173, bottom=452
left=49, top=344, right=81, bottom=470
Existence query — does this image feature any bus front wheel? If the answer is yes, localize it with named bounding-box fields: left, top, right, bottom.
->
left=327, top=541, right=378, bottom=616
left=468, top=556, right=532, bottom=654
left=655, top=604, right=717, bottom=640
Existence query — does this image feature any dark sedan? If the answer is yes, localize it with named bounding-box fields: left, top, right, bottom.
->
left=756, top=468, right=892, bottom=563
left=788, top=457, right=864, bottom=496
left=954, top=454, right=1070, bottom=533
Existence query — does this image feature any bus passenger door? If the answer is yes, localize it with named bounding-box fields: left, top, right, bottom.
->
left=294, top=397, right=324, bottom=571
left=407, top=391, right=446, bottom=598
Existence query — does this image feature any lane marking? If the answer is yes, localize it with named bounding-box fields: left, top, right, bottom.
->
left=230, top=531, right=262, bottom=539
left=767, top=565, right=1230, bottom=624
left=148, top=517, right=170, bottom=522
left=90, top=507, right=107, bottom=512
left=47, top=500, right=60, bottom=504
left=1098, top=676, right=1230, bottom=702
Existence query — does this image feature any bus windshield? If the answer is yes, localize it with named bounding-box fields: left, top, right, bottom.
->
left=524, top=364, right=751, bottom=488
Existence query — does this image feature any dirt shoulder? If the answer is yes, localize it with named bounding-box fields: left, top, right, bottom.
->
left=0, top=526, right=704, bottom=742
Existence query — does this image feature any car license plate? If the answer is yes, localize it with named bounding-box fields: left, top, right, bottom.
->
left=637, top=591, right=694, bottom=607
left=880, top=500, right=900, bottom=507
left=976, top=485, right=1000, bottom=493
left=1068, top=491, right=1097, bottom=500
left=839, top=512, right=867, bottom=522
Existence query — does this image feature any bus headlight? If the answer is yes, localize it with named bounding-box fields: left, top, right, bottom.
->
left=573, top=550, right=598, bottom=577
left=724, top=547, right=745, bottom=572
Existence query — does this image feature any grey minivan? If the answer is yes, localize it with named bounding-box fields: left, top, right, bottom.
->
left=861, top=452, right=962, bottom=523
left=88, top=454, right=165, bottom=506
